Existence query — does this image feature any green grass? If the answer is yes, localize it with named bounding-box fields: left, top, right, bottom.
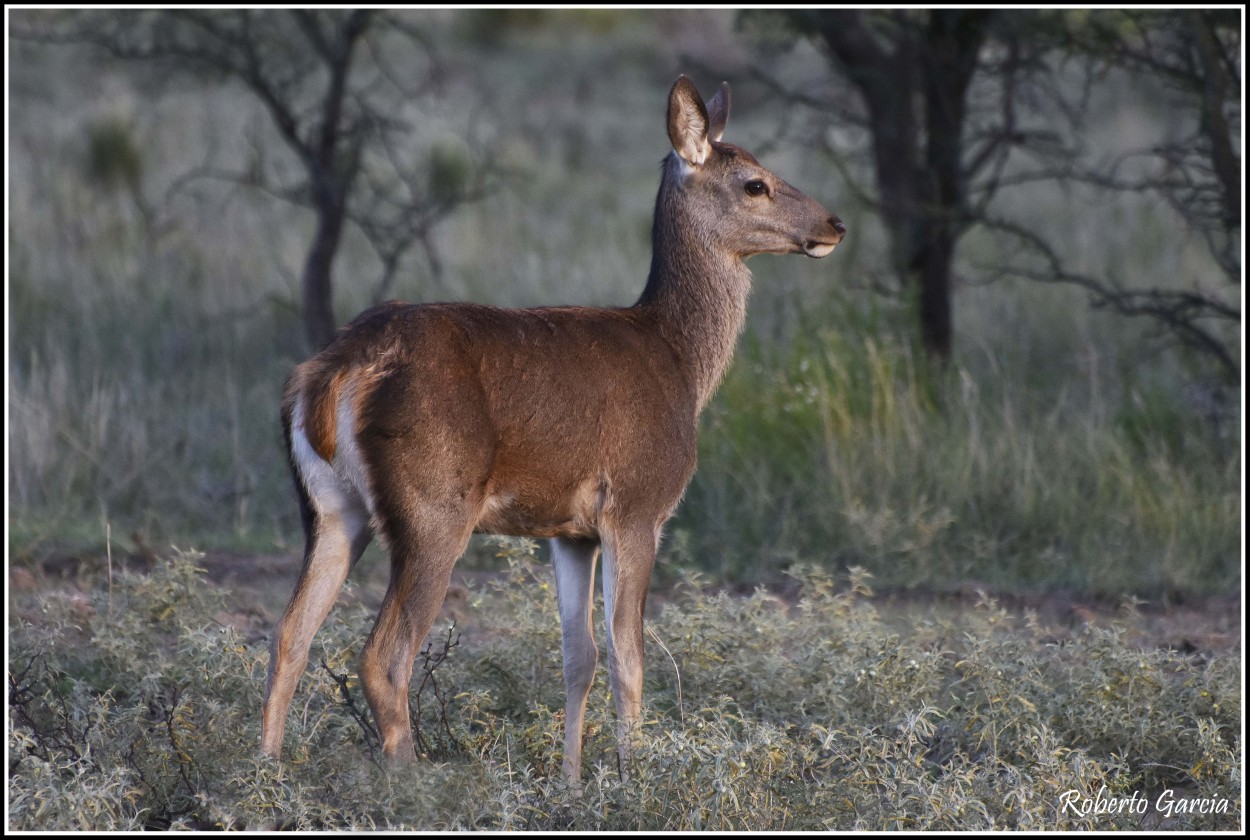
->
left=676, top=298, right=1239, bottom=596
left=8, top=547, right=1241, bottom=830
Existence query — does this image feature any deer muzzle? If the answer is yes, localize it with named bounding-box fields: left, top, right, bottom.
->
left=802, top=217, right=846, bottom=258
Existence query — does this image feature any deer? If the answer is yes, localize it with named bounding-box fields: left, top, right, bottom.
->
left=260, top=75, right=845, bottom=782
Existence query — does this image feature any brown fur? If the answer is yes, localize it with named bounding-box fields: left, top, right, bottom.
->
left=261, top=76, right=845, bottom=781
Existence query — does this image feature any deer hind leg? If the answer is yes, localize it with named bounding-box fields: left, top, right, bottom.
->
left=552, top=536, right=601, bottom=782
left=261, top=471, right=372, bottom=758
left=600, top=522, right=659, bottom=777
left=359, top=510, right=472, bottom=763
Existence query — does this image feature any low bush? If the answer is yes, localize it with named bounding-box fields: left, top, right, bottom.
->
left=8, top=544, right=1240, bottom=830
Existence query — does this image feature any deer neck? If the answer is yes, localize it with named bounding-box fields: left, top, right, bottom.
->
left=635, top=173, right=752, bottom=414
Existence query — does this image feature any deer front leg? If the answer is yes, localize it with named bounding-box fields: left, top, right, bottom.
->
left=600, top=523, right=658, bottom=778
left=552, top=537, right=600, bottom=783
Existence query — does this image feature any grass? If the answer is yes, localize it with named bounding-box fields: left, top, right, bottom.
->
left=676, top=297, right=1239, bottom=596
left=7, top=546, right=1241, bottom=830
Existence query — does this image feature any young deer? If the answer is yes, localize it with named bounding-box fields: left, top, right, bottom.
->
left=261, top=76, right=845, bottom=781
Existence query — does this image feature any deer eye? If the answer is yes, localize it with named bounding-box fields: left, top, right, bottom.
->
left=744, top=180, right=768, bottom=197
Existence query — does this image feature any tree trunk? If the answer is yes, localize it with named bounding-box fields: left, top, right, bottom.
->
left=298, top=10, right=369, bottom=351
left=302, top=207, right=345, bottom=350
left=806, top=9, right=992, bottom=360
left=1188, top=10, right=1241, bottom=232
left=914, top=10, right=991, bottom=359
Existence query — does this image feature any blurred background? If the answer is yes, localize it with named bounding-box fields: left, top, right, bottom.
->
left=7, top=9, right=1241, bottom=599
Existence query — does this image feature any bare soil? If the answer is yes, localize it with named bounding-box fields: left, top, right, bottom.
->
left=12, top=546, right=1241, bottom=658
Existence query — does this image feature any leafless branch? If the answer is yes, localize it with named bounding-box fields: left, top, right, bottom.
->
left=320, top=658, right=382, bottom=761
left=980, top=215, right=1239, bottom=381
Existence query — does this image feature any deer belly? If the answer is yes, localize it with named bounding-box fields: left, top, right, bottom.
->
left=474, top=476, right=604, bottom=539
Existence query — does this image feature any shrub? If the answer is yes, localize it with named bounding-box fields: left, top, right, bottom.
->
left=8, top=544, right=1240, bottom=830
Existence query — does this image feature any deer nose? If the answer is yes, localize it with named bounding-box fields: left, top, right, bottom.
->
left=832, top=218, right=847, bottom=236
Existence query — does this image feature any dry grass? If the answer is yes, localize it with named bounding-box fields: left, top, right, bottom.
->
left=8, top=546, right=1242, bottom=831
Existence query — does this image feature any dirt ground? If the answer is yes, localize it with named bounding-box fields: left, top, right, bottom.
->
left=12, top=546, right=1242, bottom=659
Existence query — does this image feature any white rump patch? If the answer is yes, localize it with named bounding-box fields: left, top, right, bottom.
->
left=333, top=383, right=377, bottom=519
left=290, top=391, right=375, bottom=535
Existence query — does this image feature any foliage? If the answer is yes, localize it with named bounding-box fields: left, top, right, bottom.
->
left=8, top=547, right=1241, bottom=830
left=83, top=116, right=142, bottom=195
left=678, top=295, right=1239, bottom=595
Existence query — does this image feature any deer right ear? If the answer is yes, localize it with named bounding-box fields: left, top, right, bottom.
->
left=667, top=75, right=712, bottom=168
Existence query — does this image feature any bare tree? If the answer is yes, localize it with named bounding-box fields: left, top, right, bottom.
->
left=773, top=9, right=998, bottom=360
left=19, top=9, right=495, bottom=350
left=988, top=9, right=1241, bottom=384
left=747, top=10, right=1239, bottom=381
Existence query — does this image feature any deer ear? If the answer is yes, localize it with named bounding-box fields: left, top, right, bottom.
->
left=705, top=82, right=730, bottom=143
left=667, top=75, right=712, bottom=167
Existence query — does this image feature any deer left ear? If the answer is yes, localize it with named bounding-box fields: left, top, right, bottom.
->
left=667, top=75, right=712, bottom=167
left=706, top=82, right=730, bottom=143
